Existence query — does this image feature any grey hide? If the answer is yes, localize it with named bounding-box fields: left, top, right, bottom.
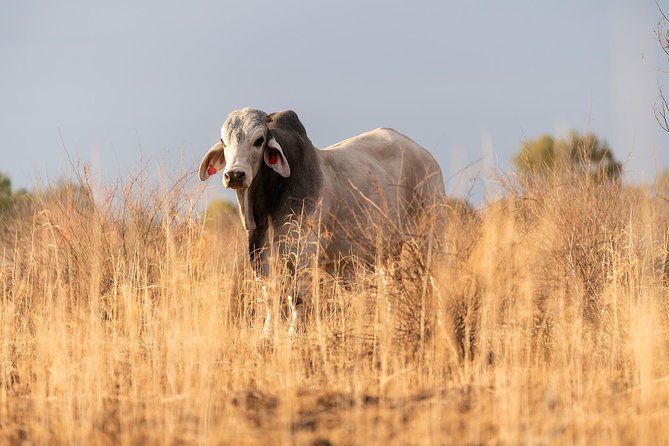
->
left=199, top=108, right=446, bottom=334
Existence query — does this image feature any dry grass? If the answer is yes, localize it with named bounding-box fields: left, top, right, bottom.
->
left=2, top=166, right=669, bottom=445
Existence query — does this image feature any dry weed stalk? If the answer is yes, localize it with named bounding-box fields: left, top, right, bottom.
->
left=0, top=163, right=668, bottom=445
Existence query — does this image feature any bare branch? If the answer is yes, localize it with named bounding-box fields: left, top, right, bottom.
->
left=656, top=86, right=669, bottom=133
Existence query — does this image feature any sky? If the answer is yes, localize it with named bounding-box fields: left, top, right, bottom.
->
left=0, top=1, right=666, bottom=203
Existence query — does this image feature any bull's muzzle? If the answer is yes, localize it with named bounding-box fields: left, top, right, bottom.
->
left=224, top=170, right=246, bottom=189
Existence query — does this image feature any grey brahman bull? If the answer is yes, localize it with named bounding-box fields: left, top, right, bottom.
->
left=199, top=108, right=445, bottom=334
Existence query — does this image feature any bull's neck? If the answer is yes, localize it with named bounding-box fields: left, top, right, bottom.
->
left=247, top=145, right=321, bottom=232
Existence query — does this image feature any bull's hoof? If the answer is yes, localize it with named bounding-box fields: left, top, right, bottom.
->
left=287, top=309, right=304, bottom=336
left=262, top=312, right=272, bottom=339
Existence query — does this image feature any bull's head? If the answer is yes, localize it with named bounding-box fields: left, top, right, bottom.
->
left=198, top=108, right=291, bottom=189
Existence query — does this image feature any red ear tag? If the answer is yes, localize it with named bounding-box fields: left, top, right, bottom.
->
left=268, top=153, right=278, bottom=165
left=207, top=166, right=217, bottom=176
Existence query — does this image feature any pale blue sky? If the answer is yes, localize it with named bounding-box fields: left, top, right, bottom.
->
left=0, top=1, right=665, bottom=202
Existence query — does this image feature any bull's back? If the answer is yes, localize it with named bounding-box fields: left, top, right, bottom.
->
left=322, top=128, right=443, bottom=204
left=317, top=128, right=445, bottom=263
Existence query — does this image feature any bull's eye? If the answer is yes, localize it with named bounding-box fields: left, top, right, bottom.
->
left=253, top=136, right=264, bottom=147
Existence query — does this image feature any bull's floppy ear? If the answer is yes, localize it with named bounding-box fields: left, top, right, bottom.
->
left=198, top=141, right=226, bottom=181
left=264, top=133, right=291, bottom=178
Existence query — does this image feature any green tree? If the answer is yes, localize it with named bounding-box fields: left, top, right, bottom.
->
left=513, top=131, right=622, bottom=181
left=203, top=198, right=239, bottom=230
left=0, top=172, right=13, bottom=213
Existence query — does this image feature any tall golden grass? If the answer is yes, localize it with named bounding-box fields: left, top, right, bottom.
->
left=1, top=164, right=669, bottom=445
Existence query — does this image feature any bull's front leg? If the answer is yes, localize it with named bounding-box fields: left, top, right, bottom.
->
left=255, top=212, right=325, bottom=337
left=249, top=230, right=275, bottom=339
left=261, top=283, right=273, bottom=339
left=286, top=230, right=322, bottom=336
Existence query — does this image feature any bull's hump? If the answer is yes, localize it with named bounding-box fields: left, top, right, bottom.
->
left=268, top=110, right=308, bottom=136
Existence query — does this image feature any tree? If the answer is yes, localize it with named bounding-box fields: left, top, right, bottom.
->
left=0, top=172, right=13, bottom=213
left=203, top=198, right=240, bottom=231
left=513, top=131, right=622, bottom=181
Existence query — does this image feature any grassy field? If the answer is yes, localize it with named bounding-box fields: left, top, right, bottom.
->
left=1, top=168, right=669, bottom=445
